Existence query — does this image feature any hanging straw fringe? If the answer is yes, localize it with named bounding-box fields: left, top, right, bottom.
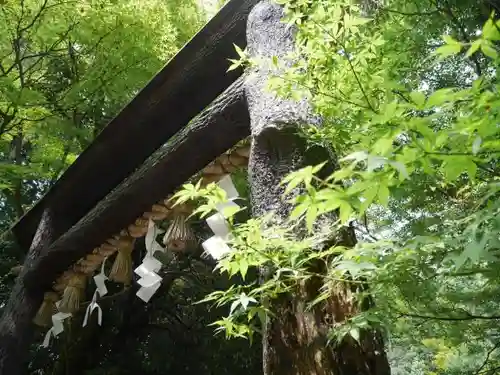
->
left=58, top=273, right=86, bottom=314
left=53, top=271, right=73, bottom=293
left=98, top=243, right=117, bottom=257
left=33, top=292, right=60, bottom=327
left=48, top=142, right=251, bottom=296
left=79, top=253, right=105, bottom=269
left=163, top=215, right=196, bottom=252
left=108, top=236, right=134, bottom=284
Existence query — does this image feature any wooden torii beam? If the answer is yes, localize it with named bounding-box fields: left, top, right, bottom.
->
left=25, top=77, right=250, bottom=293
left=11, top=0, right=259, bottom=253
left=0, top=1, right=258, bottom=372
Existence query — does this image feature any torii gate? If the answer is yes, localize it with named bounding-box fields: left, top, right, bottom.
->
left=0, top=1, right=390, bottom=375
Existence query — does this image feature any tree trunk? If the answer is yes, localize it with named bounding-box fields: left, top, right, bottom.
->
left=0, top=209, right=59, bottom=375
left=245, top=2, right=391, bottom=375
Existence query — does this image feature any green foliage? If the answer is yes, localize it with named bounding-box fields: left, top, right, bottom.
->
left=177, top=1, right=500, bottom=374
left=2, top=0, right=500, bottom=373
left=0, top=0, right=203, bottom=223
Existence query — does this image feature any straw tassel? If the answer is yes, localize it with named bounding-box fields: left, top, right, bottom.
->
left=80, top=253, right=105, bottom=267
left=108, top=236, right=133, bottom=249
left=171, top=202, right=192, bottom=216
left=152, top=204, right=169, bottom=214
left=33, top=292, right=60, bottom=327
left=98, top=243, right=117, bottom=257
left=143, top=210, right=168, bottom=221
left=108, top=236, right=134, bottom=284
left=58, top=273, right=86, bottom=314
left=80, top=252, right=105, bottom=274
left=53, top=271, right=73, bottom=293
left=163, top=215, right=196, bottom=252
left=78, top=262, right=100, bottom=275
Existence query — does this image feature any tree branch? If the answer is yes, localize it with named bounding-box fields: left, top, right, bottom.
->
left=475, top=341, right=500, bottom=375
left=310, top=19, right=378, bottom=113
left=436, top=0, right=483, bottom=77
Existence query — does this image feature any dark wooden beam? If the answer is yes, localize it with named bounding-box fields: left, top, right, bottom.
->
left=11, top=0, right=259, bottom=252
left=23, top=77, right=250, bottom=293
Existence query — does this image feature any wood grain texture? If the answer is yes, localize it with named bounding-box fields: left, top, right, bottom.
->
left=23, top=77, right=250, bottom=293
left=11, top=0, right=259, bottom=252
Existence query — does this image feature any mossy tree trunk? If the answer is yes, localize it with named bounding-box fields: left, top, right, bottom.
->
left=245, top=2, right=391, bottom=375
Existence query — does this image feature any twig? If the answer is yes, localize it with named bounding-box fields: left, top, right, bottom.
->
left=436, top=0, right=483, bottom=77
left=309, top=19, right=378, bottom=113
left=273, top=73, right=372, bottom=110
left=475, top=341, right=500, bottom=375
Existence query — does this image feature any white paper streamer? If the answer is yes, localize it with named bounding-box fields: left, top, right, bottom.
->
left=42, top=327, right=55, bottom=348
left=143, top=256, right=162, bottom=271
left=217, top=175, right=239, bottom=200
left=41, top=302, right=73, bottom=347
left=145, top=219, right=164, bottom=255
left=202, top=236, right=232, bottom=260
left=203, top=175, right=240, bottom=261
left=136, top=280, right=162, bottom=303
left=206, top=213, right=231, bottom=239
left=52, top=311, right=71, bottom=336
left=135, top=263, right=162, bottom=302
left=134, top=256, right=162, bottom=278
left=137, top=271, right=162, bottom=288
left=52, top=301, right=72, bottom=335
left=82, top=290, right=103, bottom=327
left=93, top=256, right=108, bottom=297
left=134, top=220, right=165, bottom=303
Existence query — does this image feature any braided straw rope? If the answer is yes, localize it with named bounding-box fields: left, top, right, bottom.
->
left=50, top=144, right=250, bottom=295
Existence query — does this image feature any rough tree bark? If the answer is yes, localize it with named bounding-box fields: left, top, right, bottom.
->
left=245, top=2, right=391, bottom=375
left=0, top=209, right=60, bottom=375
